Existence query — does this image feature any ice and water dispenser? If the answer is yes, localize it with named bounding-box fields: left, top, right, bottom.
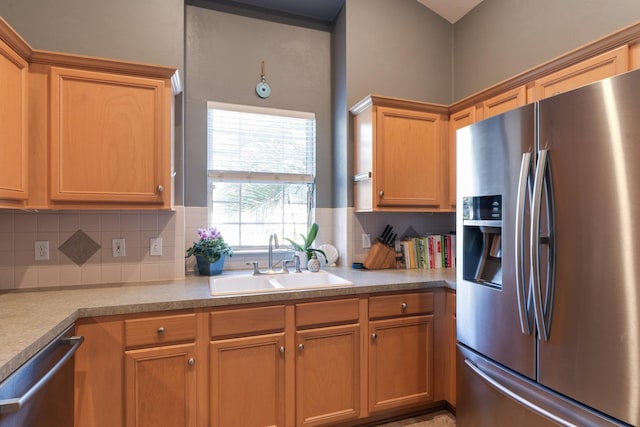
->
left=462, top=195, right=503, bottom=289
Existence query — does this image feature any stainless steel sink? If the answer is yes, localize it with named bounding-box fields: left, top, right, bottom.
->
left=210, top=271, right=353, bottom=295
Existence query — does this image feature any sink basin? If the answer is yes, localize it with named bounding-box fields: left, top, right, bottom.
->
left=210, top=271, right=353, bottom=295
left=272, top=271, right=352, bottom=289
left=210, top=274, right=280, bottom=294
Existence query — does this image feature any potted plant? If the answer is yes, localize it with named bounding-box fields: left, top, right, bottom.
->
left=186, top=227, right=233, bottom=276
left=285, top=223, right=326, bottom=269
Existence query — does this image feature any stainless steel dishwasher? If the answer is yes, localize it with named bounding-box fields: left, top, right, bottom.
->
left=0, top=325, right=83, bottom=427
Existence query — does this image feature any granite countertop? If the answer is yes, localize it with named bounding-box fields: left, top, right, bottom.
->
left=0, top=267, right=455, bottom=383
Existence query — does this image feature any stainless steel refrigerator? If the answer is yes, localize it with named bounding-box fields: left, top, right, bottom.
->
left=456, top=68, right=640, bottom=426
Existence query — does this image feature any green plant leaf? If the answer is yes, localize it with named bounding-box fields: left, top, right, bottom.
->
left=305, top=223, right=319, bottom=248
left=284, top=237, right=304, bottom=252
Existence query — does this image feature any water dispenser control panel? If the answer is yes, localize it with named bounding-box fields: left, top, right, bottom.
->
left=463, top=195, right=502, bottom=221
left=462, top=195, right=503, bottom=289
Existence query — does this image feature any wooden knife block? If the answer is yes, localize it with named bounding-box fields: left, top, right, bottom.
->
left=363, top=241, right=397, bottom=269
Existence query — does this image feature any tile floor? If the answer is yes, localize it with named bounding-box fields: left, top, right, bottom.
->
left=374, top=410, right=456, bottom=427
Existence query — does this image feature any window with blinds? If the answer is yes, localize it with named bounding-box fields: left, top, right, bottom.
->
left=207, top=101, right=316, bottom=248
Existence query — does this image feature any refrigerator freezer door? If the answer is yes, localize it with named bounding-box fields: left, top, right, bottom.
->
left=537, top=69, right=640, bottom=426
left=456, top=104, right=537, bottom=379
left=457, top=344, right=625, bottom=427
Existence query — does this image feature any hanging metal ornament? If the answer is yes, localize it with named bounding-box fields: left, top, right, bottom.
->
left=255, top=61, right=271, bottom=99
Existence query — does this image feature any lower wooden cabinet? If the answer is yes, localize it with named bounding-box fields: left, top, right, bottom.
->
left=445, top=290, right=456, bottom=408
left=369, top=315, right=434, bottom=413
left=74, top=289, right=452, bottom=427
left=295, top=324, right=361, bottom=426
left=124, top=343, right=197, bottom=427
left=209, top=333, right=286, bottom=427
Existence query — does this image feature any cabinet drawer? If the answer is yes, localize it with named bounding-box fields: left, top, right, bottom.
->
left=296, top=298, right=360, bottom=328
left=369, top=292, right=434, bottom=319
left=124, top=313, right=196, bottom=348
left=210, top=305, right=285, bottom=339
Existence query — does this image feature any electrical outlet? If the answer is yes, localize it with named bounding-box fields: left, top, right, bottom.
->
left=112, top=238, right=126, bottom=257
left=35, top=240, right=50, bottom=261
left=362, top=234, right=371, bottom=249
left=150, top=238, right=163, bottom=256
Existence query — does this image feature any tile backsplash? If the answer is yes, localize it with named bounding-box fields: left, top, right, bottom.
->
left=0, top=207, right=185, bottom=290
left=0, top=206, right=455, bottom=290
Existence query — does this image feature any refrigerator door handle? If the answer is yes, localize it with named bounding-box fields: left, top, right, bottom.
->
left=531, top=149, right=552, bottom=341
left=515, top=152, right=533, bottom=335
left=464, top=358, right=579, bottom=427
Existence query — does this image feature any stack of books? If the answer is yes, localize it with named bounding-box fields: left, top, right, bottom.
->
left=395, top=234, right=456, bottom=270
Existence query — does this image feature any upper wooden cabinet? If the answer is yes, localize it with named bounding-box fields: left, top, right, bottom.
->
left=476, top=85, right=526, bottom=121
left=0, top=17, right=178, bottom=210
left=0, top=20, right=30, bottom=208
left=448, top=106, right=476, bottom=208
left=533, top=45, right=628, bottom=101
left=352, top=95, right=449, bottom=212
left=28, top=54, right=176, bottom=210
left=47, top=67, right=171, bottom=207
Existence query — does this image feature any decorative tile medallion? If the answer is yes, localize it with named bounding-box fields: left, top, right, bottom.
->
left=59, top=229, right=101, bottom=266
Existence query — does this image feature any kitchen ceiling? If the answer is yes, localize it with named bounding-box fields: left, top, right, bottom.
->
left=416, top=0, right=483, bottom=23
left=224, top=0, right=483, bottom=24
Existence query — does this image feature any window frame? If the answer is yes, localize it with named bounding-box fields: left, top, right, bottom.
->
left=206, top=101, right=317, bottom=250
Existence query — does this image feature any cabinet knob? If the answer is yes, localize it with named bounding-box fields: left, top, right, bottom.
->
left=188, top=358, right=195, bottom=366
left=279, top=346, right=285, bottom=354
left=371, top=333, right=378, bottom=341
left=298, top=344, right=304, bottom=352
left=157, top=327, right=165, bottom=335
left=379, top=190, right=384, bottom=197
left=157, top=184, right=164, bottom=193
left=401, top=303, right=408, bottom=311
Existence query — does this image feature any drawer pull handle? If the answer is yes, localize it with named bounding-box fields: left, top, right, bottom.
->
left=401, top=303, right=408, bottom=311
left=371, top=333, right=378, bottom=341
left=298, top=344, right=304, bottom=352
left=157, top=327, right=165, bottom=335
left=188, top=358, right=195, bottom=366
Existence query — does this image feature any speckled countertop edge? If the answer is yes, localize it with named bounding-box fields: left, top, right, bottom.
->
left=0, top=267, right=455, bottom=383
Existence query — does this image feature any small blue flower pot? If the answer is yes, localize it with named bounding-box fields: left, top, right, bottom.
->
left=196, top=255, right=225, bottom=276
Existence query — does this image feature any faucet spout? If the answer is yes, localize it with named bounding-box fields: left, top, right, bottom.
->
left=268, top=233, right=279, bottom=272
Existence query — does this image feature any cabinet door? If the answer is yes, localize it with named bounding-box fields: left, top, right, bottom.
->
left=375, top=107, right=443, bottom=208
left=49, top=67, right=170, bottom=206
left=295, top=324, right=361, bottom=426
left=445, top=291, right=456, bottom=407
left=533, top=45, right=628, bottom=101
left=124, top=343, right=197, bottom=427
left=210, top=333, right=286, bottom=427
left=0, top=38, right=28, bottom=205
left=449, top=106, right=476, bottom=209
left=477, top=85, right=527, bottom=120
left=369, top=315, right=434, bottom=413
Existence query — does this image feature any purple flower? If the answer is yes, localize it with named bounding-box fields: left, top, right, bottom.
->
left=197, top=227, right=222, bottom=241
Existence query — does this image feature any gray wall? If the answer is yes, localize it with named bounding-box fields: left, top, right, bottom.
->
left=184, top=5, right=332, bottom=207
left=0, top=0, right=183, bottom=69
left=453, top=0, right=640, bottom=100
left=346, top=0, right=453, bottom=107
left=331, top=6, right=349, bottom=208
left=337, top=0, right=452, bottom=208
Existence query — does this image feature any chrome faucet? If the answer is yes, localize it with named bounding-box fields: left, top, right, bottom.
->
left=268, top=233, right=279, bottom=272
left=246, top=233, right=302, bottom=275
